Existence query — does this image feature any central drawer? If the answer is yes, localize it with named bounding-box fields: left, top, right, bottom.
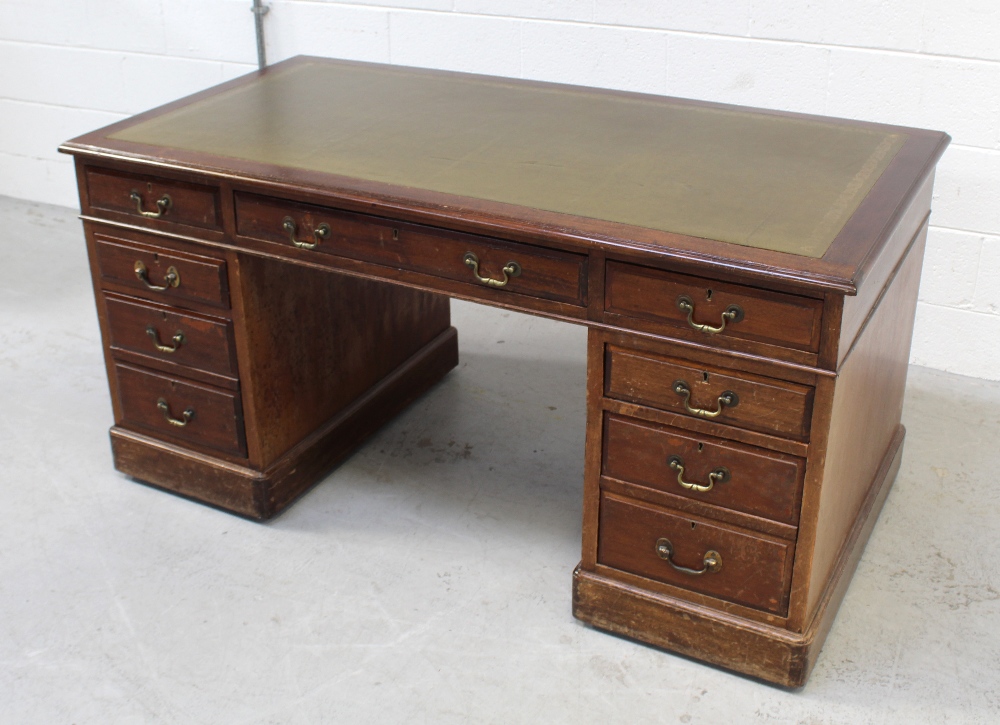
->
left=234, top=192, right=588, bottom=306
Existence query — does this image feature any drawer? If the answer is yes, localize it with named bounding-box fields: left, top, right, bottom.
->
left=105, top=294, right=237, bottom=377
left=598, top=492, right=794, bottom=614
left=94, top=235, right=230, bottom=309
left=602, top=414, right=804, bottom=526
left=605, top=345, right=814, bottom=441
left=86, top=167, right=221, bottom=231
left=605, top=261, right=823, bottom=353
left=114, top=363, right=246, bottom=457
left=234, top=192, right=587, bottom=306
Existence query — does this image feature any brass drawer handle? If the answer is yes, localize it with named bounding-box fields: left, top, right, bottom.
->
left=134, top=261, right=180, bottom=291
left=146, top=325, right=184, bottom=353
left=283, top=216, right=330, bottom=249
left=672, top=380, right=738, bottom=419
left=676, top=295, right=743, bottom=334
left=655, top=538, right=722, bottom=575
left=130, top=190, right=171, bottom=218
left=463, top=252, right=521, bottom=288
left=667, top=455, right=730, bottom=493
left=157, top=397, right=194, bottom=427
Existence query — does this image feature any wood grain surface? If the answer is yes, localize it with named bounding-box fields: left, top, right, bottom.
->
left=229, top=251, right=452, bottom=468
left=104, top=293, right=237, bottom=377
left=87, top=166, right=221, bottom=231
left=604, top=345, right=815, bottom=440
left=602, top=413, right=805, bottom=526
left=235, top=191, right=588, bottom=307
left=799, top=226, right=926, bottom=620
left=597, top=492, right=796, bottom=614
left=114, top=362, right=246, bottom=458
left=94, top=234, right=230, bottom=309
left=605, top=261, right=824, bottom=352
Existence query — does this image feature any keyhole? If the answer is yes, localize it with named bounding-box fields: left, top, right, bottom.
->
left=697, top=442, right=704, bottom=453
left=702, top=371, right=709, bottom=383
left=147, top=182, right=153, bottom=193
left=392, top=228, right=399, bottom=241
left=153, top=253, right=159, bottom=261
left=706, top=289, right=713, bottom=301
left=690, top=521, right=697, bottom=529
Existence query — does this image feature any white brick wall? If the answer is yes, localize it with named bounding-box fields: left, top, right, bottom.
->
left=1, top=1, right=997, bottom=379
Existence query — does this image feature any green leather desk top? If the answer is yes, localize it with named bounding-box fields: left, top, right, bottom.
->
left=110, top=60, right=905, bottom=259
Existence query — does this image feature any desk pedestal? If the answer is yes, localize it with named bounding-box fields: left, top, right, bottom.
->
left=85, top=225, right=457, bottom=520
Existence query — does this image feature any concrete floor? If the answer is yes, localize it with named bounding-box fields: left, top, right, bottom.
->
left=1, top=195, right=998, bottom=724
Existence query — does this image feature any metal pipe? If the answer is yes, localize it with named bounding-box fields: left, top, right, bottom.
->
left=251, top=0, right=270, bottom=70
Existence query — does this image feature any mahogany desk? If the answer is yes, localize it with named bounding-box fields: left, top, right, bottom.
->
left=60, top=57, right=949, bottom=687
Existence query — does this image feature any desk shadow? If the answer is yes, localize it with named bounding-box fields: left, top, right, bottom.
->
left=270, top=348, right=589, bottom=551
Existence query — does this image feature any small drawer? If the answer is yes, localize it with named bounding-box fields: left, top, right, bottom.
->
left=598, top=493, right=794, bottom=615
left=94, top=234, right=229, bottom=309
left=603, top=414, right=804, bottom=526
left=605, top=261, right=823, bottom=353
left=114, top=363, right=246, bottom=457
left=605, top=345, right=814, bottom=441
left=234, top=192, right=588, bottom=307
left=105, top=294, right=237, bottom=377
left=86, top=167, right=221, bottom=231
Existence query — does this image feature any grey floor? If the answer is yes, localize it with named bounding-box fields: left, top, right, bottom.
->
left=2, top=195, right=998, bottom=724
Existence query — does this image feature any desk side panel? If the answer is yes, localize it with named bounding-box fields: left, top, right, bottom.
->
left=795, top=222, right=926, bottom=624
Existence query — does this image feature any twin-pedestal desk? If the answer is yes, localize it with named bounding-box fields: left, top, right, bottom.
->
left=61, top=57, right=948, bottom=686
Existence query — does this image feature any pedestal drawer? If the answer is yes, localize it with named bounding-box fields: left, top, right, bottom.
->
left=94, top=234, right=230, bottom=309
left=598, top=492, right=795, bottom=615
left=604, top=345, right=814, bottom=441
left=105, top=294, right=237, bottom=377
left=86, top=167, right=221, bottom=231
left=605, top=261, right=823, bottom=353
left=603, top=414, right=805, bottom=526
left=234, top=192, right=587, bottom=306
left=113, top=363, right=246, bottom=457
